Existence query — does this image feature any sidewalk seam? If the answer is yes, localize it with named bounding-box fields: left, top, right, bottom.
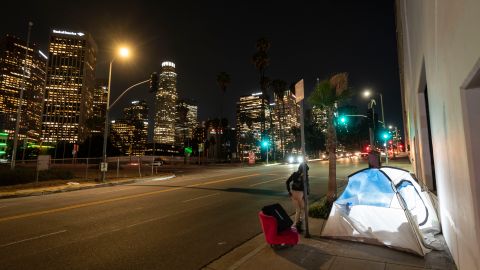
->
left=227, top=243, right=266, bottom=270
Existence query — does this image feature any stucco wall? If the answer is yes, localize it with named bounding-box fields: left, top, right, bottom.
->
left=397, top=0, right=480, bottom=269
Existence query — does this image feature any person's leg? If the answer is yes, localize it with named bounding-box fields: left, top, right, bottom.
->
left=291, top=190, right=304, bottom=226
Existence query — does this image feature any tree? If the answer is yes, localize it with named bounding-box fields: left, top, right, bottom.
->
left=308, top=73, right=351, bottom=203
left=216, top=72, right=231, bottom=119
left=251, top=37, right=271, bottom=145
left=271, top=79, right=287, bottom=159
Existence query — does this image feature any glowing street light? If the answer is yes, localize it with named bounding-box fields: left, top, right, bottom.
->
left=101, top=46, right=130, bottom=181
left=119, top=47, right=129, bottom=58
left=363, top=90, right=371, bottom=98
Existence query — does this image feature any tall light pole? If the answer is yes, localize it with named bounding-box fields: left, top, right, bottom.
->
left=101, top=47, right=129, bottom=181
left=11, top=22, right=33, bottom=169
left=363, top=90, right=386, bottom=139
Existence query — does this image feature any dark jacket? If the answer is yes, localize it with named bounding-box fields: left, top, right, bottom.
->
left=286, top=163, right=310, bottom=194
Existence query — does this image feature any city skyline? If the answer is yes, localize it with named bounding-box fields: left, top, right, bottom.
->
left=0, top=1, right=402, bottom=131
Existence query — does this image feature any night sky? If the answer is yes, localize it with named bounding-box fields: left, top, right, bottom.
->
left=0, top=0, right=402, bottom=135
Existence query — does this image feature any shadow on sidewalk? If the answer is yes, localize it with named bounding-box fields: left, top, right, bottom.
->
left=273, top=243, right=335, bottom=269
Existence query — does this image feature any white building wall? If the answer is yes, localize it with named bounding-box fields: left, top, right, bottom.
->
left=397, top=1, right=480, bottom=269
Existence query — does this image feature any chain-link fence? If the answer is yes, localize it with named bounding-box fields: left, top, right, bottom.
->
left=1, top=155, right=226, bottom=186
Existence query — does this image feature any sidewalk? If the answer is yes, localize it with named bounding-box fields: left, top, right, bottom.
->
left=203, top=218, right=457, bottom=270
left=0, top=174, right=175, bottom=199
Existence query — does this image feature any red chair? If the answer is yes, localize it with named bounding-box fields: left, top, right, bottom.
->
left=258, top=211, right=299, bottom=248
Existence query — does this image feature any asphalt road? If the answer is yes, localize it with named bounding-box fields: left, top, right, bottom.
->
left=0, top=158, right=369, bottom=270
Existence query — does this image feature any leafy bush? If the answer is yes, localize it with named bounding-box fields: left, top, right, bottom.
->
left=309, top=197, right=333, bottom=219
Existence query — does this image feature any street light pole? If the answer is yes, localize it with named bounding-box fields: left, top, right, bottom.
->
left=379, top=94, right=388, bottom=164
left=101, top=60, right=114, bottom=182
left=11, top=22, right=33, bottom=170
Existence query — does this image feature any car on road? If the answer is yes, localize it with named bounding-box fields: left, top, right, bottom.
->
left=287, top=154, right=304, bottom=164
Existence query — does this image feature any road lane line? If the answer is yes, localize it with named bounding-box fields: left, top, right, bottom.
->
left=0, top=173, right=259, bottom=223
left=125, top=214, right=171, bottom=228
left=0, top=230, right=67, bottom=248
left=182, top=193, right=220, bottom=203
left=249, top=177, right=284, bottom=187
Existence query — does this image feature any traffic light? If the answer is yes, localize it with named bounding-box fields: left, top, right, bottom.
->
left=150, top=72, right=159, bottom=93
left=339, top=116, right=347, bottom=124
left=262, top=140, right=269, bottom=148
left=381, top=131, right=391, bottom=140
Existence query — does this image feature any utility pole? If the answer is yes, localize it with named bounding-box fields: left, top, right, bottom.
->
left=11, top=22, right=33, bottom=170
left=295, top=79, right=310, bottom=238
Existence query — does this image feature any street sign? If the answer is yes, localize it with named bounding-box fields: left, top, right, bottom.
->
left=36, top=155, right=51, bottom=183
left=248, top=151, right=255, bottom=165
left=295, top=79, right=304, bottom=102
left=198, top=143, right=204, bottom=153
left=100, top=162, right=108, bottom=172
left=37, top=155, right=50, bottom=171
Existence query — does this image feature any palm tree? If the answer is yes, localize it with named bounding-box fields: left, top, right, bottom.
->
left=216, top=72, right=231, bottom=119
left=308, top=73, right=350, bottom=203
left=271, top=79, right=287, bottom=159
left=251, top=37, right=271, bottom=140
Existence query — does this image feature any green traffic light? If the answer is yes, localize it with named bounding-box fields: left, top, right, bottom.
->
left=262, top=141, right=268, bottom=147
left=340, top=116, right=346, bottom=123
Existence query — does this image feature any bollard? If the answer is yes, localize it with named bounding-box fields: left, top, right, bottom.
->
left=138, top=156, right=142, bottom=178
left=116, top=157, right=120, bottom=178
left=85, top=158, right=89, bottom=181
left=151, top=155, right=154, bottom=176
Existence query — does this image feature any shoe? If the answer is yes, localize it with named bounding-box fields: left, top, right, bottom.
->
left=295, top=222, right=304, bottom=233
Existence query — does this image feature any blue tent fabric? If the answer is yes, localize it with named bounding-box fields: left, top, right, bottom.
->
left=337, top=169, right=395, bottom=207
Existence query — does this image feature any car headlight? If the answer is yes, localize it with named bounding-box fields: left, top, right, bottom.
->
left=297, top=156, right=303, bottom=163
left=288, top=156, right=294, bottom=163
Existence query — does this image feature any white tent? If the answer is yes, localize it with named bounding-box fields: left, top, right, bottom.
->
left=321, top=167, right=441, bottom=256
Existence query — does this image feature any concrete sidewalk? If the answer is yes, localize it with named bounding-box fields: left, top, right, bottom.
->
left=203, top=218, right=457, bottom=270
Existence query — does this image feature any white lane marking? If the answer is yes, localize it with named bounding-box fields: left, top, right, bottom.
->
left=125, top=214, right=171, bottom=228
left=0, top=230, right=67, bottom=248
left=151, top=175, right=176, bottom=181
left=249, top=177, right=284, bottom=187
left=182, top=193, right=220, bottom=203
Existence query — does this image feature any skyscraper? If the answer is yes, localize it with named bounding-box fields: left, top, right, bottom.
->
left=41, top=29, right=97, bottom=144
left=175, top=99, right=198, bottom=146
left=110, top=100, right=149, bottom=156
left=154, top=61, right=177, bottom=145
left=236, top=92, right=270, bottom=158
left=272, top=89, right=300, bottom=154
left=110, top=119, right=135, bottom=155
left=91, top=78, right=108, bottom=134
left=0, top=34, right=47, bottom=142
left=124, top=100, right=148, bottom=155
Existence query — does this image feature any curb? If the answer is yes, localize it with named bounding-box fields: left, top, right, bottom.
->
left=0, top=174, right=176, bottom=200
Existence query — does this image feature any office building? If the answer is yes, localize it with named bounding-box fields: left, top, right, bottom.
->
left=175, top=99, right=198, bottom=146
left=110, top=119, right=135, bottom=155
left=0, top=34, right=47, bottom=142
left=311, top=105, right=328, bottom=133
left=396, top=1, right=480, bottom=268
left=154, top=61, right=177, bottom=145
left=123, top=100, right=148, bottom=155
left=91, top=79, right=108, bottom=134
left=272, top=89, right=300, bottom=154
left=41, top=29, right=97, bottom=144
left=236, top=92, right=270, bottom=158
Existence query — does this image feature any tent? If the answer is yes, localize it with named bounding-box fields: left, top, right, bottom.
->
left=321, top=166, right=441, bottom=256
